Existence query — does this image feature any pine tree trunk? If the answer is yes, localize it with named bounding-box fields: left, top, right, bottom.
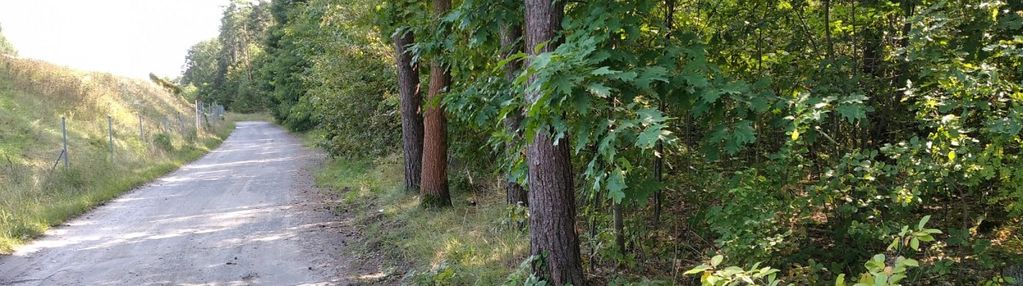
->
left=393, top=30, right=424, bottom=194
left=501, top=23, right=528, bottom=206
left=524, top=0, right=585, bottom=284
left=421, top=0, right=452, bottom=207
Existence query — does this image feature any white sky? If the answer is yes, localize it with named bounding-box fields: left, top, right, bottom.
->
left=0, top=0, right=231, bottom=79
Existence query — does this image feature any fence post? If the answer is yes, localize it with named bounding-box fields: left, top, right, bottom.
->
left=61, top=116, right=69, bottom=170
left=138, top=113, right=144, bottom=142
left=108, top=115, right=114, bottom=161
left=195, top=99, right=201, bottom=133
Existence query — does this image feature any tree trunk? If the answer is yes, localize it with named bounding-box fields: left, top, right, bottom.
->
left=421, top=0, right=452, bottom=207
left=823, top=0, right=834, bottom=58
left=898, top=0, right=915, bottom=91
left=393, top=30, right=424, bottom=194
left=652, top=0, right=675, bottom=229
left=501, top=22, right=529, bottom=206
left=613, top=202, right=625, bottom=255
left=524, top=0, right=585, bottom=285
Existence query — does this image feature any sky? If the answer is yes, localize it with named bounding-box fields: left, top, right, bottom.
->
left=0, top=0, right=231, bottom=79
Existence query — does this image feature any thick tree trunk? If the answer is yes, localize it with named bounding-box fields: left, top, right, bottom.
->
left=393, top=30, right=424, bottom=194
left=421, top=0, right=452, bottom=207
left=524, top=0, right=585, bottom=285
left=501, top=23, right=529, bottom=206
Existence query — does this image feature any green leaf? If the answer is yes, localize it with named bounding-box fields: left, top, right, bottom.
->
left=910, top=238, right=920, bottom=250
left=591, top=66, right=619, bottom=76
left=636, top=124, right=664, bottom=149
left=836, top=104, right=866, bottom=123
left=684, top=265, right=711, bottom=275
left=874, top=273, right=889, bottom=286
left=725, top=121, right=756, bottom=154
left=902, top=258, right=919, bottom=267
left=918, top=215, right=931, bottom=229
left=586, top=83, right=611, bottom=98
left=888, top=239, right=900, bottom=251
left=633, top=66, right=669, bottom=91
left=702, top=90, right=723, bottom=103
left=711, top=255, right=724, bottom=267
left=609, top=71, right=637, bottom=82
left=835, top=274, right=846, bottom=286
left=607, top=169, right=627, bottom=204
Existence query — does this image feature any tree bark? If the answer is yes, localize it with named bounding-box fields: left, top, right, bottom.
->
left=524, top=0, right=585, bottom=285
left=393, top=30, right=424, bottom=194
left=501, top=22, right=529, bottom=206
left=421, top=0, right=452, bottom=207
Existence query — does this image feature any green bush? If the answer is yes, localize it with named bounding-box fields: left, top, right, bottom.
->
left=153, top=133, right=174, bottom=151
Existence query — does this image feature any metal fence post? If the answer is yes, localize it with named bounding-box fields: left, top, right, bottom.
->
left=108, top=115, right=114, bottom=161
left=61, top=116, right=69, bottom=170
left=138, top=113, right=144, bottom=142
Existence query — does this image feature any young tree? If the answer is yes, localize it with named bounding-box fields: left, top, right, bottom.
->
left=393, top=29, right=424, bottom=193
left=420, top=0, right=452, bottom=207
left=500, top=21, right=528, bottom=206
left=523, top=0, right=584, bottom=284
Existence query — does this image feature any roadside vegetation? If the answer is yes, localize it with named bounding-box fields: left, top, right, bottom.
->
left=184, top=0, right=1023, bottom=285
left=315, top=155, right=529, bottom=284
left=0, top=54, right=234, bottom=254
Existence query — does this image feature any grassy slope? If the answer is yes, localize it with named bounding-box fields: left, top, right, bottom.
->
left=313, top=152, right=530, bottom=285
left=0, top=55, right=234, bottom=254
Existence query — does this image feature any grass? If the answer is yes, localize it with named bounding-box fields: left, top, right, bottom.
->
left=224, top=112, right=273, bottom=122
left=314, top=154, right=530, bottom=285
left=0, top=55, right=236, bottom=254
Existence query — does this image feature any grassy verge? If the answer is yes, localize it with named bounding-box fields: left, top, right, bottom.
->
left=0, top=120, right=235, bottom=254
left=224, top=112, right=273, bottom=122
left=0, top=54, right=254, bottom=254
left=314, top=154, right=530, bottom=285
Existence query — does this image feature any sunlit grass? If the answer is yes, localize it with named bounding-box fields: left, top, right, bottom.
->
left=0, top=55, right=237, bottom=254
left=315, top=154, right=529, bottom=285
left=224, top=112, right=272, bottom=122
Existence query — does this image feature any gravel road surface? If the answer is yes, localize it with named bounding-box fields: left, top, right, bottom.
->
left=0, top=122, right=347, bottom=285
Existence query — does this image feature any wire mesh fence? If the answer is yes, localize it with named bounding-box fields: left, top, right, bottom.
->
left=48, top=100, right=225, bottom=172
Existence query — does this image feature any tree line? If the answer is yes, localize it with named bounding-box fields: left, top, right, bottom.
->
left=180, top=0, right=1023, bottom=284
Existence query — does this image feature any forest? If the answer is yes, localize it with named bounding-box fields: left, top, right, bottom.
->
left=178, top=0, right=1023, bottom=285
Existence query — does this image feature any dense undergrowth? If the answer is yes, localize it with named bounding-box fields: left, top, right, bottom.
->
left=0, top=55, right=236, bottom=254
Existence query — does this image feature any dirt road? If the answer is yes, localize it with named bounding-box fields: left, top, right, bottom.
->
left=0, top=122, right=348, bottom=285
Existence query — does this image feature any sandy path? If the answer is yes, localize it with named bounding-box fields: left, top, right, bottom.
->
left=0, top=121, right=347, bottom=285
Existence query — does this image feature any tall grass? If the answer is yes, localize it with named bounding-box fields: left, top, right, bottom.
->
left=0, top=55, right=234, bottom=254
left=315, top=155, right=529, bottom=285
